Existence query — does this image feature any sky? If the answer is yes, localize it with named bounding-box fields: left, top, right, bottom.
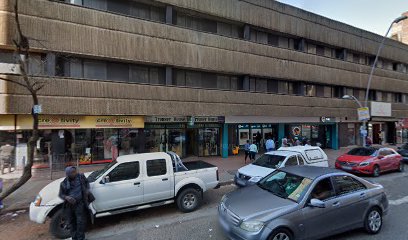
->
left=276, top=0, right=407, bottom=35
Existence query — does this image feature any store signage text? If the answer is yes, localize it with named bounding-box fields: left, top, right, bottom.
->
left=146, top=116, right=223, bottom=123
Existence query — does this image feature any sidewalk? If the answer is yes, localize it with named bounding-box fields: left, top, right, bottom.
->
left=0, top=147, right=353, bottom=213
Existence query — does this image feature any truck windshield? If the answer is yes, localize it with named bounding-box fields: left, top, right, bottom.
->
left=252, top=154, right=286, bottom=169
left=87, top=160, right=117, bottom=182
left=257, top=170, right=312, bottom=202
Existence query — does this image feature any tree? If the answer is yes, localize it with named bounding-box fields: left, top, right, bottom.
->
left=0, top=0, right=45, bottom=201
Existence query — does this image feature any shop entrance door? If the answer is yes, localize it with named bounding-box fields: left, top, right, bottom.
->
left=186, top=129, right=197, bottom=156
left=373, top=124, right=381, bottom=144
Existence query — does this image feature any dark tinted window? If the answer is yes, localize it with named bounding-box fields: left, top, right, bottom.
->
left=311, top=178, right=335, bottom=201
left=285, top=156, right=298, bottom=166
left=347, top=147, right=377, bottom=156
left=108, top=162, right=140, bottom=182
left=147, top=159, right=167, bottom=176
left=333, top=176, right=366, bottom=195
left=253, top=154, right=286, bottom=169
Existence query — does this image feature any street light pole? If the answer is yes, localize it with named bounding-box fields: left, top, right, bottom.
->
left=343, top=95, right=366, bottom=146
left=362, top=15, right=408, bottom=147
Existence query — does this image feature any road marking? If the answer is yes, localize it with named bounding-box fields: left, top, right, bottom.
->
left=389, top=196, right=408, bottom=206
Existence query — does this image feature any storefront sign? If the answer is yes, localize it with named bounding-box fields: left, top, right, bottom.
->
left=371, top=102, right=392, bottom=117
left=145, top=116, right=224, bottom=123
left=320, top=117, right=336, bottom=123
left=357, top=107, right=370, bottom=121
left=0, top=115, right=144, bottom=130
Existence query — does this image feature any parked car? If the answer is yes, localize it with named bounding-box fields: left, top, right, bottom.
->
left=219, top=166, right=388, bottom=240
left=397, top=143, right=408, bottom=163
left=29, top=152, right=219, bottom=239
left=235, top=146, right=328, bottom=187
left=335, top=147, right=404, bottom=177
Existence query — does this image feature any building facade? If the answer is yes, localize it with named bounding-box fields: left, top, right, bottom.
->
left=391, top=11, right=408, bottom=45
left=1, top=0, right=408, bottom=167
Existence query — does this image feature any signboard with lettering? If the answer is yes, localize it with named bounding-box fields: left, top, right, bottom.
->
left=0, top=115, right=144, bottom=130
left=145, top=116, right=224, bottom=123
left=357, top=107, right=370, bottom=121
left=371, top=102, right=392, bottom=117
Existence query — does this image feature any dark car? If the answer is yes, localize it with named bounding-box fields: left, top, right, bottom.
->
left=397, top=143, right=408, bottom=163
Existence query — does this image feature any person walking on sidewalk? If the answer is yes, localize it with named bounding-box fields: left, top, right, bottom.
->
left=244, top=140, right=251, bottom=163
left=265, top=137, right=275, bottom=152
left=59, top=166, right=94, bottom=240
left=249, top=141, right=258, bottom=161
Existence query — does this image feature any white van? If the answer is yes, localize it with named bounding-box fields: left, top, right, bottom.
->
left=234, top=146, right=329, bottom=187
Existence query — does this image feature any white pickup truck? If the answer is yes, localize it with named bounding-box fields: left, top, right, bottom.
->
left=29, top=152, right=219, bottom=239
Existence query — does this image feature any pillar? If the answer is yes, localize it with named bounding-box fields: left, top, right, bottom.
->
left=222, top=124, right=229, bottom=158
left=332, top=124, right=339, bottom=150
left=278, top=123, right=285, bottom=142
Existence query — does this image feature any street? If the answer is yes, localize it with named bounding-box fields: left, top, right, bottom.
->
left=1, top=168, right=408, bottom=240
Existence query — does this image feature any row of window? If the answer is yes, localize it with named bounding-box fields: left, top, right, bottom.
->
left=58, top=0, right=408, bottom=75
left=54, top=56, right=408, bottom=104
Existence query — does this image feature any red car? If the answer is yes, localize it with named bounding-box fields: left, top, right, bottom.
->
left=335, top=147, right=404, bottom=177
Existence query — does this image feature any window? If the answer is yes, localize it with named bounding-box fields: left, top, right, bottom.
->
left=333, top=175, right=366, bottom=195
left=255, top=78, right=268, bottom=92
left=316, top=85, right=325, bottom=97
left=176, top=12, right=217, bottom=33
left=316, top=45, right=325, bottom=56
left=353, top=53, right=360, bottom=64
left=268, top=34, right=279, bottom=46
left=107, top=62, right=129, bottom=82
left=83, top=60, right=107, bottom=80
left=108, top=162, right=140, bottom=182
left=335, top=49, right=345, bottom=60
left=311, top=178, right=335, bottom=201
left=332, top=86, right=345, bottom=98
left=285, top=156, right=298, bottom=166
left=297, top=155, right=305, bottom=165
left=267, top=80, right=279, bottom=93
left=305, top=84, right=316, bottom=97
left=323, top=86, right=332, bottom=98
left=288, top=82, right=303, bottom=95
left=146, top=159, right=167, bottom=176
left=394, top=93, right=402, bottom=103
left=278, top=81, right=288, bottom=94
left=130, top=65, right=149, bottom=83
left=304, top=149, right=324, bottom=161
left=83, top=0, right=107, bottom=10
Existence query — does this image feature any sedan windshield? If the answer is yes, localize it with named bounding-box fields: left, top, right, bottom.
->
left=347, top=147, right=377, bottom=156
left=253, top=154, right=286, bottom=169
left=257, top=170, right=312, bottom=202
left=87, top=160, right=117, bottom=182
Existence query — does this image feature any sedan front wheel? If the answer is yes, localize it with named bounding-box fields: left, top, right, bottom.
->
left=268, top=228, right=293, bottom=240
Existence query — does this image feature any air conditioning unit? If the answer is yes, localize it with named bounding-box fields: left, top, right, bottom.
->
left=0, top=63, right=21, bottom=74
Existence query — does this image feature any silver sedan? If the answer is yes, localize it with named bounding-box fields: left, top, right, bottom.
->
left=218, top=166, right=388, bottom=240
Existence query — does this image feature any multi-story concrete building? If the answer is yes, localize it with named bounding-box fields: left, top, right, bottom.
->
left=1, top=0, right=408, bottom=167
left=391, top=11, right=408, bottom=45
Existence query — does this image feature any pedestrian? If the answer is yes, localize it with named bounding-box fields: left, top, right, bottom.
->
left=0, top=177, right=3, bottom=210
left=265, top=137, right=275, bottom=152
left=244, top=140, right=250, bottom=163
left=294, top=138, right=301, bottom=146
left=255, top=131, right=262, bottom=148
left=249, top=141, right=258, bottom=161
left=281, top=137, right=288, bottom=147
left=59, top=166, right=95, bottom=240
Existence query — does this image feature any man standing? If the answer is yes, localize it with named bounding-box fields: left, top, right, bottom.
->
left=249, top=141, right=258, bottom=161
left=244, top=140, right=250, bottom=163
left=265, top=137, right=275, bottom=152
left=59, top=166, right=93, bottom=240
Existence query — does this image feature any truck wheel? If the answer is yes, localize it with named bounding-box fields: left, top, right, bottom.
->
left=177, top=188, right=202, bottom=213
left=50, top=208, right=71, bottom=239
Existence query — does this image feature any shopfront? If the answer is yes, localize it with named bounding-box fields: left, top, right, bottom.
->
left=143, top=116, right=224, bottom=158
left=0, top=115, right=145, bottom=168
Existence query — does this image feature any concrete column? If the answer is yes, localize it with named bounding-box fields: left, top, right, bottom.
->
left=332, top=124, right=339, bottom=150
left=222, top=124, right=229, bottom=158
left=243, top=25, right=251, bottom=40
left=278, top=123, right=285, bottom=144
left=165, top=67, right=173, bottom=85
left=46, top=53, right=56, bottom=76
left=165, top=5, right=173, bottom=24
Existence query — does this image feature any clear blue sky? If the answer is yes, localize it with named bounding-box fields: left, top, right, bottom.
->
left=276, top=0, right=407, bottom=35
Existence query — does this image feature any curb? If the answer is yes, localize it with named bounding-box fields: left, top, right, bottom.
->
left=0, top=206, right=29, bottom=215
left=219, top=180, right=234, bottom=187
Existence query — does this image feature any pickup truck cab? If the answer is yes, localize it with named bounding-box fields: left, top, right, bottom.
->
left=235, top=146, right=329, bottom=187
left=29, top=152, right=219, bottom=239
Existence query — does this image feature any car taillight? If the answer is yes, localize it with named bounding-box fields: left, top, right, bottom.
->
left=216, top=169, right=219, bottom=181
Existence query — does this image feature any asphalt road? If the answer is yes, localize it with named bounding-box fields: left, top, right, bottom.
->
left=1, top=168, right=407, bottom=240
left=85, top=170, right=408, bottom=240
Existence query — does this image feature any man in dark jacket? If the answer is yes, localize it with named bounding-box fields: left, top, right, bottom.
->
left=59, top=166, right=91, bottom=240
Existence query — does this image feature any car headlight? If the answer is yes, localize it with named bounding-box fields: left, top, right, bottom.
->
left=248, top=176, right=262, bottom=183
left=359, top=162, right=370, bottom=167
left=240, top=220, right=264, bottom=232
left=34, top=195, right=42, bottom=207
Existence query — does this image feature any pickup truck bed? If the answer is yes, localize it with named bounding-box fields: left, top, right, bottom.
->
left=182, top=161, right=216, bottom=171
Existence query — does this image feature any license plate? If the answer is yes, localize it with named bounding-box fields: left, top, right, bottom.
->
left=342, top=166, right=352, bottom=170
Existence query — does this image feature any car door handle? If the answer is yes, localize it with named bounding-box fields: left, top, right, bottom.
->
left=332, top=201, right=340, bottom=207
left=162, top=178, right=168, bottom=181
left=134, top=182, right=140, bottom=186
